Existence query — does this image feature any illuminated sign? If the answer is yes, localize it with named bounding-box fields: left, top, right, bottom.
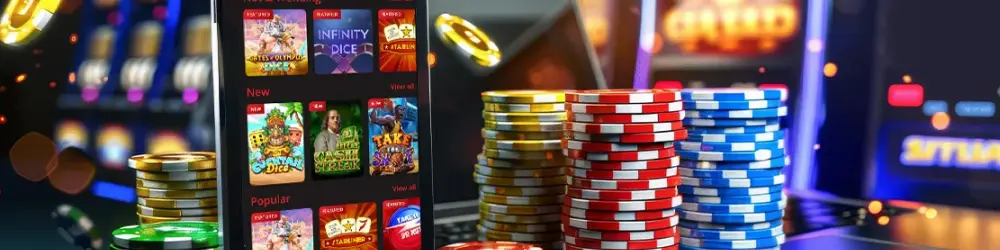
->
left=662, top=0, right=800, bottom=54
left=900, top=135, right=1000, bottom=169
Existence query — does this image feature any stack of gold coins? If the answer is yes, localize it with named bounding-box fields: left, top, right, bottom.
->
left=129, top=152, right=219, bottom=224
left=476, top=90, right=568, bottom=249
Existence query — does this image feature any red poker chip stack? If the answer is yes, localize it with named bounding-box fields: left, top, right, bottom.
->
left=561, top=89, right=687, bottom=250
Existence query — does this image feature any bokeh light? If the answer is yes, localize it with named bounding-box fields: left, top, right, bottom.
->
left=759, top=67, right=766, bottom=74
left=877, top=216, right=890, bottom=225
left=926, top=208, right=938, bottom=219
left=824, top=62, right=838, bottom=77
left=55, top=120, right=89, bottom=150
left=148, top=131, right=191, bottom=154
left=428, top=52, right=437, bottom=68
left=49, top=81, right=57, bottom=88
left=68, top=72, right=76, bottom=84
left=868, top=201, right=883, bottom=214
left=903, top=74, right=912, bottom=83
left=96, top=125, right=133, bottom=169
left=9, top=132, right=59, bottom=182
left=15, top=73, right=26, bottom=83
left=0, top=114, right=6, bottom=125
left=70, top=33, right=78, bottom=44
left=931, top=112, right=950, bottom=130
left=49, top=148, right=97, bottom=195
left=182, top=88, right=200, bottom=104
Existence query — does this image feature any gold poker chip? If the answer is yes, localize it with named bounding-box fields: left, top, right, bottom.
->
left=479, top=192, right=563, bottom=206
left=136, top=204, right=217, bottom=217
left=479, top=185, right=566, bottom=197
left=135, top=187, right=217, bottom=199
left=137, top=197, right=217, bottom=209
left=128, top=152, right=216, bottom=172
left=137, top=213, right=218, bottom=224
left=481, top=129, right=564, bottom=141
left=484, top=103, right=566, bottom=113
left=136, top=178, right=216, bottom=190
left=482, top=111, right=567, bottom=122
left=435, top=13, right=502, bottom=67
left=136, top=169, right=217, bottom=181
left=483, top=139, right=563, bottom=151
left=481, top=90, right=565, bottom=104
left=0, top=0, right=61, bottom=46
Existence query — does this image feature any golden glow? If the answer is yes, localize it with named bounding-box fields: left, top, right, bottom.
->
left=918, top=206, right=928, bottom=214
left=70, top=33, right=78, bottom=44
left=147, top=132, right=189, bottom=154
left=662, top=0, right=800, bottom=54
left=68, top=72, right=76, bottom=84
left=0, top=114, right=6, bottom=124
left=877, top=216, right=890, bottom=225
left=926, top=208, right=938, bottom=219
left=824, top=62, right=837, bottom=77
left=428, top=52, right=437, bottom=68
left=898, top=135, right=1000, bottom=168
left=15, top=73, right=26, bottom=83
left=868, top=201, right=883, bottom=215
left=651, top=34, right=664, bottom=54
left=931, top=112, right=950, bottom=130
left=903, top=74, right=912, bottom=83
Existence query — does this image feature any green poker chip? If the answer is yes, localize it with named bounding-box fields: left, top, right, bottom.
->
left=112, top=221, right=220, bottom=249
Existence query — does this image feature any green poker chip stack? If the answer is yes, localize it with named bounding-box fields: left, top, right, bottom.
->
left=111, top=221, right=220, bottom=249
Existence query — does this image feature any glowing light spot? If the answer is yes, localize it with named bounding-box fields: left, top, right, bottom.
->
left=108, top=11, right=121, bottom=26
left=813, top=144, right=821, bottom=150
left=126, top=88, right=144, bottom=103
left=931, top=112, right=950, bottom=130
left=49, top=82, right=56, bottom=88
left=81, top=87, right=100, bottom=103
left=868, top=201, right=883, bottom=214
left=824, top=63, right=838, bottom=77
left=153, top=6, right=168, bottom=20
left=15, top=73, right=27, bottom=83
left=903, top=74, right=912, bottom=83
left=807, top=39, right=824, bottom=53
left=70, top=34, right=78, bottom=44
left=68, top=72, right=76, bottom=84
left=428, top=52, right=437, bottom=68
left=49, top=148, right=96, bottom=195
left=926, top=208, right=937, bottom=219
left=650, top=34, right=663, bottom=54
left=877, top=216, right=890, bottom=225
left=758, top=67, right=766, bottom=74
left=918, top=206, right=927, bottom=214
left=182, top=88, right=199, bottom=104
left=0, top=115, right=6, bottom=124
left=9, top=132, right=59, bottom=182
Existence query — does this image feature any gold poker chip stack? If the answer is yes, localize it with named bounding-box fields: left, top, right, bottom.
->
left=128, top=152, right=219, bottom=224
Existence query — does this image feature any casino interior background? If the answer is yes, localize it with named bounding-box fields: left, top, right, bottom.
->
left=3, top=0, right=1000, bottom=249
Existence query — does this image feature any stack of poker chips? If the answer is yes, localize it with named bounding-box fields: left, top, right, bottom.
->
left=476, top=90, right=569, bottom=249
left=129, top=152, right=219, bottom=224
left=111, top=221, right=220, bottom=249
left=561, top=89, right=687, bottom=250
left=675, top=88, right=789, bottom=249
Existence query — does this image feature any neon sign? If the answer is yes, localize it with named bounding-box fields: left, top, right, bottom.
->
left=900, top=135, right=1000, bottom=169
left=662, top=0, right=800, bottom=54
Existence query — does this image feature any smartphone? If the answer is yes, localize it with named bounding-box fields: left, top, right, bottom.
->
left=211, top=1, right=433, bottom=249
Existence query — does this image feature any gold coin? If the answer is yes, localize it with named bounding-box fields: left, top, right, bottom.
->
left=0, top=0, right=61, bottom=46
left=435, top=13, right=502, bottom=67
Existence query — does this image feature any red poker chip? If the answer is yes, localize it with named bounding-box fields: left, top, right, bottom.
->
left=567, top=102, right=683, bottom=114
left=563, top=226, right=678, bottom=241
left=439, top=241, right=544, bottom=250
left=566, top=89, right=681, bottom=104
left=567, top=121, right=683, bottom=134
left=562, top=214, right=680, bottom=231
left=568, top=175, right=682, bottom=190
left=565, top=196, right=682, bottom=211
left=568, top=167, right=678, bottom=180
left=567, top=130, right=688, bottom=144
left=564, top=148, right=676, bottom=161
left=569, top=157, right=680, bottom=170
left=563, top=140, right=674, bottom=152
left=567, top=187, right=679, bottom=201
left=568, top=111, right=685, bottom=123
left=563, top=206, right=677, bottom=221
left=565, top=235, right=679, bottom=250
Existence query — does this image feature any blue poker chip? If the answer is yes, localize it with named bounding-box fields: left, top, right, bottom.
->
left=680, top=225, right=784, bottom=240
left=687, top=107, right=787, bottom=119
left=679, top=199, right=786, bottom=213
left=688, top=130, right=785, bottom=143
left=680, top=234, right=785, bottom=249
left=677, top=149, right=784, bottom=162
left=683, top=100, right=783, bottom=110
left=681, top=88, right=787, bottom=101
left=676, top=140, right=785, bottom=152
left=679, top=168, right=783, bottom=179
left=680, top=245, right=781, bottom=250
left=684, top=118, right=780, bottom=127
left=679, top=157, right=789, bottom=170
left=682, top=192, right=785, bottom=204
left=679, top=185, right=783, bottom=196
left=678, top=209, right=785, bottom=224
left=688, top=124, right=781, bottom=134
left=680, top=219, right=783, bottom=231
left=681, top=175, right=785, bottom=188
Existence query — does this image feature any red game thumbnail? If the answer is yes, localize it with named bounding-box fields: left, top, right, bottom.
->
left=319, top=202, right=378, bottom=250
left=378, top=9, right=417, bottom=72
left=382, top=197, right=421, bottom=250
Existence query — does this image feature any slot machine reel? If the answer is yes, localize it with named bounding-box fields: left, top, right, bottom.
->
left=173, top=16, right=212, bottom=104
left=120, top=21, right=163, bottom=101
left=77, top=25, right=115, bottom=100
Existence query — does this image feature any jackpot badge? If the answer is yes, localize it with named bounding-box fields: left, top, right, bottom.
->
left=309, top=101, right=363, bottom=177
left=367, top=97, right=419, bottom=176
left=247, top=102, right=306, bottom=186
left=243, top=9, right=310, bottom=76
left=319, top=203, right=378, bottom=249
left=382, top=198, right=421, bottom=250
left=0, top=0, right=61, bottom=46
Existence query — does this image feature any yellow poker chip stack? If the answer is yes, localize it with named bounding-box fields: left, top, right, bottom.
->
left=477, top=90, right=567, bottom=247
left=128, top=152, right=219, bottom=224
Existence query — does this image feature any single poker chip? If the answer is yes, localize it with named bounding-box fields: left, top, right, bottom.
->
left=52, top=204, right=103, bottom=250
left=479, top=192, right=562, bottom=206
left=485, top=102, right=566, bottom=113
left=563, top=207, right=677, bottom=221
left=480, top=212, right=561, bottom=224
left=688, top=124, right=781, bottom=134
left=112, top=221, right=219, bottom=249
left=439, top=241, right=543, bottom=250
left=568, top=175, right=681, bottom=190
left=482, top=129, right=564, bottom=140
left=568, top=111, right=685, bottom=123
left=686, top=107, right=787, bottom=119
left=137, top=197, right=217, bottom=209
left=483, top=111, right=567, bottom=122
left=436, top=13, right=502, bottom=67
left=567, top=89, right=681, bottom=104
left=681, top=175, right=786, bottom=188
left=679, top=168, right=783, bottom=179
left=680, top=234, right=785, bottom=249
left=479, top=202, right=561, bottom=215
left=568, top=187, right=679, bottom=201
left=485, top=139, right=563, bottom=151
left=562, top=214, right=679, bottom=231
left=480, top=220, right=561, bottom=233
left=680, top=88, right=786, bottom=101
left=678, top=210, right=785, bottom=224
left=688, top=130, right=786, bottom=143
left=683, top=100, right=783, bottom=110
left=135, top=187, right=217, bottom=199
left=136, top=204, right=217, bottom=217
left=678, top=185, right=784, bottom=196
left=484, top=149, right=564, bottom=160
left=474, top=173, right=566, bottom=187
left=566, top=196, right=682, bottom=211
left=482, top=90, right=565, bottom=103
left=568, top=102, right=683, bottom=114
left=568, top=167, right=678, bottom=180
left=479, top=227, right=562, bottom=242
left=683, top=192, right=785, bottom=204
left=135, top=169, right=217, bottom=181
left=565, top=235, right=679, bottom=250
left=477, top=154, right=566, bottom=168
left=570, top=156, right=680, bottom=170
left=568, top=130, right=688, bottom=144
left=679, top=157, right=789, bottom=170
left=676, top=140, right=785, bottom=152
left=484, top=121, right=564, bottom=132
left=564, top=148, right=676, bottom=162
left=683, top=118, right=779, bottom=127
left=679, top=220, right=783, bottom=231
left=479, top=185, right=566, bottom=197
left=137, top=213, right=219, bottom=224
left=128, top=152, right=216, bottom=172
left=475, top=164, right=564, bottom=178
left=567, top=121, right=684, bottom=134
left=679, top=199, right=787, bottom=214
left=679, top=225, right=783, bottom=240
left=136, top=179, right=216, bottom=190
left=564, top=140, right=675, bottom=152
left=676, top=149, right=785, bottom=162
left=563, top=226, right=677, bottom=241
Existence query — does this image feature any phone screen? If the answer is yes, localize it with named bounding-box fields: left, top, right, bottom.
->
left=211, top=0, right=433, bottom=249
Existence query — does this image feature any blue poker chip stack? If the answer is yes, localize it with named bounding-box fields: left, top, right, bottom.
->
left=675, top=88, right=788, bottom=250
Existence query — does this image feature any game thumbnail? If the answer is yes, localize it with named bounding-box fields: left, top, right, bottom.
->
left=309, top=101, right=363, bottom=178
left=377, top=9, right=417, bottom=72
left=382, top=198, right=421, bottom=250
left=244, top=9, right=309, bottom=76
left=314, top=9, right=375, bottom=74
left=247, top=103, right=306, bottom=186
left=251, top=208, right=315, bottom=250
left=319, top=202, right=378, bottom=250
left=367, top=97, right=419, bottom=176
